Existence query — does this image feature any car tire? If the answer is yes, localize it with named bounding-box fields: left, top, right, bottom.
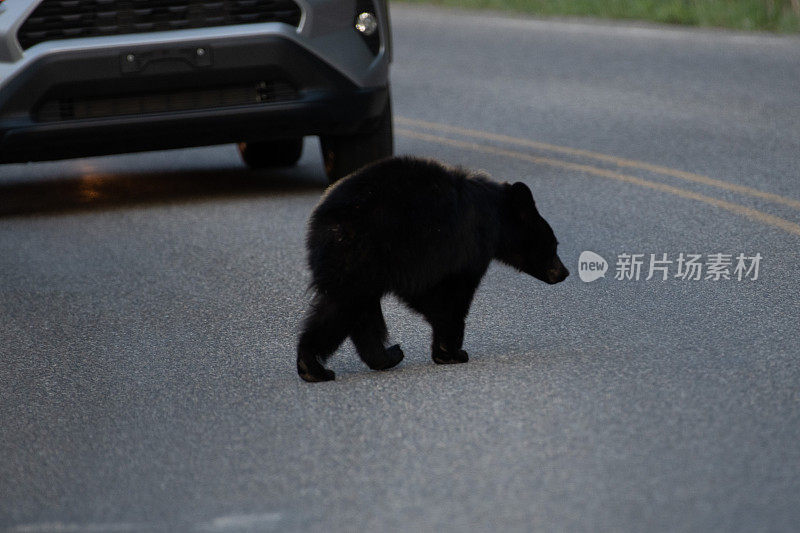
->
left=321, top=95, right=393, bottom=183
left=239, top=138, right=303, bottom=169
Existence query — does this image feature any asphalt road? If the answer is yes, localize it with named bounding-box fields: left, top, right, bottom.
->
left=2, top=5, right=800, bottom=532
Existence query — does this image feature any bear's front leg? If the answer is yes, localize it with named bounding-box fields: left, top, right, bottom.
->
left=406, top=272, right=481, bottom=367
left=431, top=341, right=469, bottom=365
left=296, top=355, right=336, bottom=382
left=431, top=319, right=469, bottom=365
left=432, top=345, right=469, bottom=365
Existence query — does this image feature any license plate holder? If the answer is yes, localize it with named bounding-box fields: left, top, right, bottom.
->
left=120, top=45, right=213, bottom=74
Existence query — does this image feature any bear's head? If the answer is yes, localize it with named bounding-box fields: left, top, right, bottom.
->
left=499, top=182, right=569, bottom=285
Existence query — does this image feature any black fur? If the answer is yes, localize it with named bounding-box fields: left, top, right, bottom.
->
left=297, top=156, right=568, bottom=382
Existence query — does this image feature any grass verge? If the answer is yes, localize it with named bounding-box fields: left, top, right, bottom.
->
left=393, top=0, right=800, bottom=32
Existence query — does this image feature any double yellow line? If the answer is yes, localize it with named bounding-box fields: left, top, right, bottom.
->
left=396, top=116, right=800, bottom=237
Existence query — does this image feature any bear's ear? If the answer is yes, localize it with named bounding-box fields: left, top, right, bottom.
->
left=509, top=182, right=535, bottom=215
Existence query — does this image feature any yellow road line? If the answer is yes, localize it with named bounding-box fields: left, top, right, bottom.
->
left=397, top=127, right=800, bottom=237
left=396, top=116, right=800, bottom=210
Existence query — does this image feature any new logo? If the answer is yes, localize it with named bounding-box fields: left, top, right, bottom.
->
left=578, top=251, right=608, bottom=282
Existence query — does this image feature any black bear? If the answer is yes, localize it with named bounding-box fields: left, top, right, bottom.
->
left=297, top=156, right=569, bottom=382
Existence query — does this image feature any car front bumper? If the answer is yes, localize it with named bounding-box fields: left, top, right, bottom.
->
left=0, top=0, right=391, bottom=162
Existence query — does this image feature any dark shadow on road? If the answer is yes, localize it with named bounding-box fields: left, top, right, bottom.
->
left=0, top=164, right=327, bottom=218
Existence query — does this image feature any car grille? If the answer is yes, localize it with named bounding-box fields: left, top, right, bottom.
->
left=35, top=79, right=298, bottom=122
left=18, top=0, right=303, bottom=50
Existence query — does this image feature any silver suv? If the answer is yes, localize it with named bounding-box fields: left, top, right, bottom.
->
left=0, top=0, right=393, bottom=181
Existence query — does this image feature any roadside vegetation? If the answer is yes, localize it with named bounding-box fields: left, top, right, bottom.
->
left=394, top=0, right=800, bottom=32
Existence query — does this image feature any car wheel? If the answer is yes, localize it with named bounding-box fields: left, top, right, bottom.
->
left=239, top=138, right=303, bottom=169
left=321, top=96, right=393, bottom=183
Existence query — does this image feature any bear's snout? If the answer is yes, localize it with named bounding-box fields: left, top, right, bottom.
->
left=545, top=256, right=569, bottom=284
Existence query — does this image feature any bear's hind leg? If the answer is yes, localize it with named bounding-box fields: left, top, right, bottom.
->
left=350, top=299, right=404, bottom=371
left=297, top=294, right=351, bottom=382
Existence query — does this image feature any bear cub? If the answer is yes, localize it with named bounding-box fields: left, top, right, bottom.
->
left=297, top=156, right=568, bottom=382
